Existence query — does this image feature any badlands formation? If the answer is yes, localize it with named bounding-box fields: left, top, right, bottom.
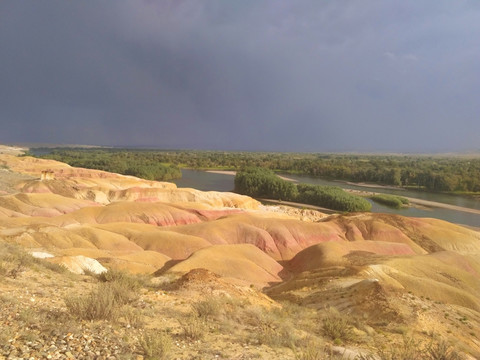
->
left=1, top=147, right=480, bottom=359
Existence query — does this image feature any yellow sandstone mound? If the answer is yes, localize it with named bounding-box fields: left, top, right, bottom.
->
left=164, top=213, right=347, bottom=260
left=0, top=192, right=98, bottom=217
left=4, top=155, right=258, bottom=209
left=288, top=240, right=416, bottom=272
left=97, top=251, right=171, bottom=274
left=165, top=244, right=284, bottom=285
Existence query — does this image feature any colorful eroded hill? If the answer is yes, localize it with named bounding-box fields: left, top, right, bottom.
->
left=1, top=148, right=479, bottom=357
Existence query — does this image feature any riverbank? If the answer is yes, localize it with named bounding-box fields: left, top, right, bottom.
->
left=343, top=188, right=480, bottom=215
left=206, top=170, right=480, bottom=217
left=205, top=170, right=236, bottom=176
left=206, top=170, right=298, bottom=183
left=258, top=198, right=337, bottom=214
left=402, top=197, right=480, bottom=215
left=343, top=180, right=404, bottom=191
left=259, top=195, right=480, bottom=219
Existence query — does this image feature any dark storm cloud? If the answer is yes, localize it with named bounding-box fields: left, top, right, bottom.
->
left=1, top=1, right=479, bottom=152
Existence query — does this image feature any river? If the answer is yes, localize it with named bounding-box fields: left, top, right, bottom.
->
left=173, top=169, right=480, bottom=227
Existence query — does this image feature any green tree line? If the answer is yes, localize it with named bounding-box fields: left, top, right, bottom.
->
left=37, top=149, right=181, bottom=181
left=234, top=168, right=372, bottom=212
left=34, top=148, right=480, bottom=194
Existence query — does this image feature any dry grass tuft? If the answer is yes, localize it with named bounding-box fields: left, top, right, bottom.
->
left=191, top=296, right=223, bottom=319
left=140, top=330, right=172, bottom=360
left=0, top=240, right=68, bottom=278
left=65, top=268, right=141, bottom=322
left=121, top=305, right=144, bottom=328
left=65, top=283, right=118, bottom=321
left=179, top=315, right=208, bottom=340
left=357, top=336, right=464, bottom=360
left=321, top=308, right=353, bottom=344
left=96, top=268, right=147, bottom=289
left=242, top=305, right=300, bottom=348
left=426, top=339, right=462, bottom=360
left=294, top=345, right=324, bottom=360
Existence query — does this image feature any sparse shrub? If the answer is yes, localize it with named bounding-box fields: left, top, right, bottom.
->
left=0, top=261, right=7, bottom=278
left=333, top=338, right=342, bottom=346
left=39, top=308, right=79, bottom=334
left=367, top=337, right=463, bottom=360
left=65, top=283, right=118, bottom=320
left=0, top=241, right=67, bottom=277
left=13, top=250, right=35, bottom=268
left=355, top=354, right=379, bottom=360
left=258, top=321, right=299, bottom=348
left=140, top=330, right=172, bottom=360
left=426, top=339, right=462, bottom=360
left=321, top=309, right=353, bottom=343
left=373, top=336, right=425, bottom=360
left=18, top=308, right=38, bottom=326
left=192, top=297, right=222, bottom=319
left=0, top=242, right=31, bottom=278
left=294, top=340, right=325, bottom=360
left=0, top=327, right=15, bottom=345
left=121, top=306, right=144, bottom=328
left=0, top=261, right=24, bottom=279
left=19, top=331, right=39, bottom=342
left=179, top=315, right=207, bottom=340
left=97, top=268, right=144, bottom=289
left=243, top=305, right=300, bottom=348
left=39, top=260, right=68, bottom=273
left=392, top=325, right=409, bottom=335
left=108, top=280, right=139, bottom=305
left=152, top=273, right=179, bottom=291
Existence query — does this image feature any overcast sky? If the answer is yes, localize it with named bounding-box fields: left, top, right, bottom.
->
left=1, top=1, right=479, bottom=152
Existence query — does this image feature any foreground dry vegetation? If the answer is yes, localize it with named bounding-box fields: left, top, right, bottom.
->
left=1, top=147, right=479, bottom=359
left=0, top=246, right=468, bottom=359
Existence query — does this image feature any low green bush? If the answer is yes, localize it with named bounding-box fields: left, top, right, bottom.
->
left=370, top=194, right=409, bottom=209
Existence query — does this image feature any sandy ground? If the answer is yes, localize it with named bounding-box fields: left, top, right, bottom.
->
left=344, top=181, right=403, bottom=190
left=0, top=169, right=35, bottom=194
left=403, top=196, right=480, bottom=215
left=0, top=145, right=27, bottom=156
left=258, top=198, right=337, bottom=214
left=205, top=170, right=236, bottom=176
left=344, top=188, right=480, bottom=215
left=207, top=170, right=298, bottom=183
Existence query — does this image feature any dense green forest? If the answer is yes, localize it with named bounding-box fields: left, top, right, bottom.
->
left=34, top=148, right=480, bottom=194
left=35, top=149, right=181, bottom=181
left=234, top=168, right=372, bottom=212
